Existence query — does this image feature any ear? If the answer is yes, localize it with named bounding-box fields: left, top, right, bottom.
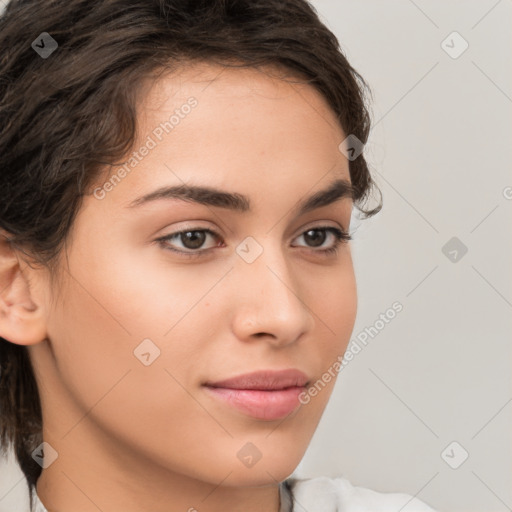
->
left=0, top=230, right=48, bottom=346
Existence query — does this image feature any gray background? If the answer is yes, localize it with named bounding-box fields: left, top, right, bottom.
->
left=1, top=1, right=511, bottom=511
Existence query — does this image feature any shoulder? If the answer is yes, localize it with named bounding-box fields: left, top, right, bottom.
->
left=283, top=475, right=438, bottom=512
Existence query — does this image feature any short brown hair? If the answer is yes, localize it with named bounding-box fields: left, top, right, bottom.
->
left=0, top=0, right=382, bottom=500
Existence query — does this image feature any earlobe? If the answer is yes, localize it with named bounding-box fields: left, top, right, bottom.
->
left=0, top=232, right=48, bottom=346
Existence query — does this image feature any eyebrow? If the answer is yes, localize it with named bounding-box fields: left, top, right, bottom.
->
left=125, top=177, right=354, bottom=216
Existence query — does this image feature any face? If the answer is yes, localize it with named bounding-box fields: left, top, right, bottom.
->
left=27, top=62, right=357, bottom=494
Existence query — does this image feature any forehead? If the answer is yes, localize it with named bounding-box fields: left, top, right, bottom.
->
left=136, top=60, right=346, bottom=150
left=140, top=61, right=335, bottom=116
left=93, top=62, right=350, bottom=210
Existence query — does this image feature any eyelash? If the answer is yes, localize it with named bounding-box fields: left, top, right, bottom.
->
left=155, top=226, right=352, bottom=260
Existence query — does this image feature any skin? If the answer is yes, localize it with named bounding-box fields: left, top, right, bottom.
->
left=0, top=62, right=357, bottom=512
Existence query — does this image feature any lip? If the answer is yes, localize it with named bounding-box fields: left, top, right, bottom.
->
left=202, top=369, right=309, bottom=421
left=203, top=369, right=309, bottom=391
left=203, top=386, right=307, bottom=421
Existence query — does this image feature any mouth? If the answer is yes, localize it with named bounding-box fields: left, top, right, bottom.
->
left=202, top=368, right=310, bottom=421
left=203, top=368, right=309, bottom=391
left=202, top=385, right=307, bottom=421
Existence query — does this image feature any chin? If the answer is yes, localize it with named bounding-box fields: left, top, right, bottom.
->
left=215, top=455, right=302, bottom=487
left=219, top=469, right=294, bottom=488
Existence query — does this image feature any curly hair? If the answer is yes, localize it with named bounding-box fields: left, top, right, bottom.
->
left=0, top=0, right=382, bottom=504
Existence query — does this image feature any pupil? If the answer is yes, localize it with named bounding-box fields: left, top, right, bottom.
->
left=305, top=229, right=325, bottom=247
left=182, top=231, right=205, bottom=249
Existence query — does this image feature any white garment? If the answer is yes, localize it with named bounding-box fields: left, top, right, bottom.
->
left=279, top=476, right=438, bottom=512
left=31, top=476, right=438, bottom=512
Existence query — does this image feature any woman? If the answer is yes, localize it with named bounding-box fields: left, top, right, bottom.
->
left=0, top=0, right=437, bottom=510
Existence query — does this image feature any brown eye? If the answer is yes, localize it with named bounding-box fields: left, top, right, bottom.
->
left=156, top=228, right=221, bottom=257
left=179, top=230, right=207, bottom=250
left=292, top=226, right=351, bottom=253
left=303, top=229, right=327, bottom=247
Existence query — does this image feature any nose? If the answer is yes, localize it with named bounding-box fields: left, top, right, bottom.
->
left=229, top=240, right=314, bottom=347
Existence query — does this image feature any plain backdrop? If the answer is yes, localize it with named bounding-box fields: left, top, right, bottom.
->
left=1, top=1, right=511, bottom=511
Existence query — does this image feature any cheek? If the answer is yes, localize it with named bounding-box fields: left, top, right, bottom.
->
left=304, top=257, right=357, bottom=350
left=46, top=261, right=223, bottom=469
left=98, top=247, right=232, bottom=334
left=46, top=243, right=219, bottom=414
